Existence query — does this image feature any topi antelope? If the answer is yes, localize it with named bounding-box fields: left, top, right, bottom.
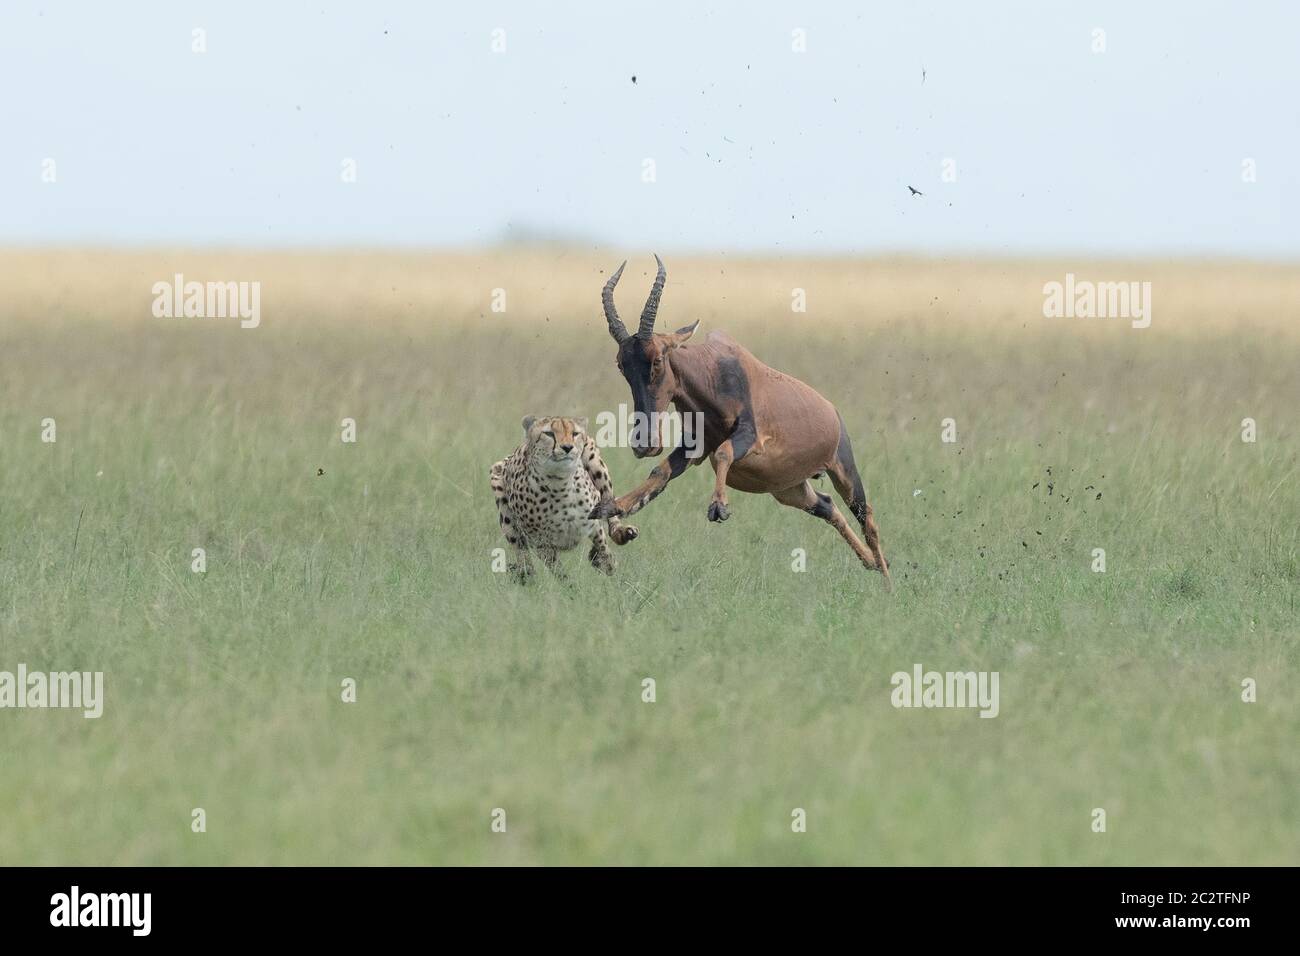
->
left=590, top=255, right=891, bottom=587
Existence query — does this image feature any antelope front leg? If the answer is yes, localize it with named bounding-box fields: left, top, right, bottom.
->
left=708, top=441, right=734, bottom=521
left=590, top=447, right=690, bottom=519
left=707, top=423, right=754, bottom=522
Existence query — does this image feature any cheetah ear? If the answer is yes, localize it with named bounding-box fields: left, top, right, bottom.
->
left=573, top=416, right=588, bottom=432
left=521, top=415, right=537, bottom=436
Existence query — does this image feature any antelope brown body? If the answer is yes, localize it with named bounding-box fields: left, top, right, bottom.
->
left=591, top=256, right=891, bottom=587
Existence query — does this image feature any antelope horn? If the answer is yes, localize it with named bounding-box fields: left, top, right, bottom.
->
left=637, top=254, right=666, bottom=339
left=602, top=261, right=630, bottom=343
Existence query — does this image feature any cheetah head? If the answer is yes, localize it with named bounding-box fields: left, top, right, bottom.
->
left=522, top=416, right=588, bottom=476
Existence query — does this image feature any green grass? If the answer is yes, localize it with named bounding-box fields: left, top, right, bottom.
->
left=0, top=253, right=1296, bottom=864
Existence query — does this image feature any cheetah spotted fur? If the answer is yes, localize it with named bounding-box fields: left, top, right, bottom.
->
left=490, top=416, right=636, bottom=578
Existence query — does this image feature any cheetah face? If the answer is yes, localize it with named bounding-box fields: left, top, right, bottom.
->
left=522, top=415, right=589, bottom=477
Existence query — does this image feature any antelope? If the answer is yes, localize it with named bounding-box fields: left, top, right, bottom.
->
left=590, top=256, right=891, bottom=587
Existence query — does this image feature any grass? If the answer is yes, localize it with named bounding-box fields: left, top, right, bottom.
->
left=0, top=249, right=1296, bottom=864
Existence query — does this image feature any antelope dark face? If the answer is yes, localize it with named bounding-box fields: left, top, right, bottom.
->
left=601, top=256, right=699, bottom=458
left=615, top=335, right=674, bottom=457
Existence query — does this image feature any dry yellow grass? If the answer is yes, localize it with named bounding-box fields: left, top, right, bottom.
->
left=3, top=248, right=1297, bottom=340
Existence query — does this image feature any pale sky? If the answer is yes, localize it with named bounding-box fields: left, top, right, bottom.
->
left=2, top=1, right=1295, bottom=256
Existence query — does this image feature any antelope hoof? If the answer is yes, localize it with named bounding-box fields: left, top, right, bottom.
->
left=589, top=500, right=623, bottom=519
left=707, top=501, right=730, bottom=522
left=611, top=525, right=638, bottom=545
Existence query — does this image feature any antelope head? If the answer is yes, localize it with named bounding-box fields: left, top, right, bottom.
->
left=601, top=255, right=699, bottom=458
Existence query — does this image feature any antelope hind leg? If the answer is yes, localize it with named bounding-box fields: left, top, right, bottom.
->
left=771, top=480, right=890, bottom=588
left=826, top=424, right=892, bottom=586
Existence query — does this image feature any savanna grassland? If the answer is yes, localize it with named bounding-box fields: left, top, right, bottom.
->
left=0, top=249, right=1296, bottom=865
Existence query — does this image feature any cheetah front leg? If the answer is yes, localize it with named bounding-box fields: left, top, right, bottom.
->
left=588, top=525, right=616, bottom=575
left=491, top=462, right=534, bottom=581
left=537, top=546, right=568, bottom=579
left=582, top=438, right=637, bottom=545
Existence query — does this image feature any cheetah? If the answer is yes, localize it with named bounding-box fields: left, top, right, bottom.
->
left=490, top=416, right=637, bottom=578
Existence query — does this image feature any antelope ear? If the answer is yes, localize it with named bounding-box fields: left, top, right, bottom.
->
left=668, top=319, right=700, bottom=348
left=572, top=416, right=589, bottom=432
left=521, top=415, right=537, bottom=436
